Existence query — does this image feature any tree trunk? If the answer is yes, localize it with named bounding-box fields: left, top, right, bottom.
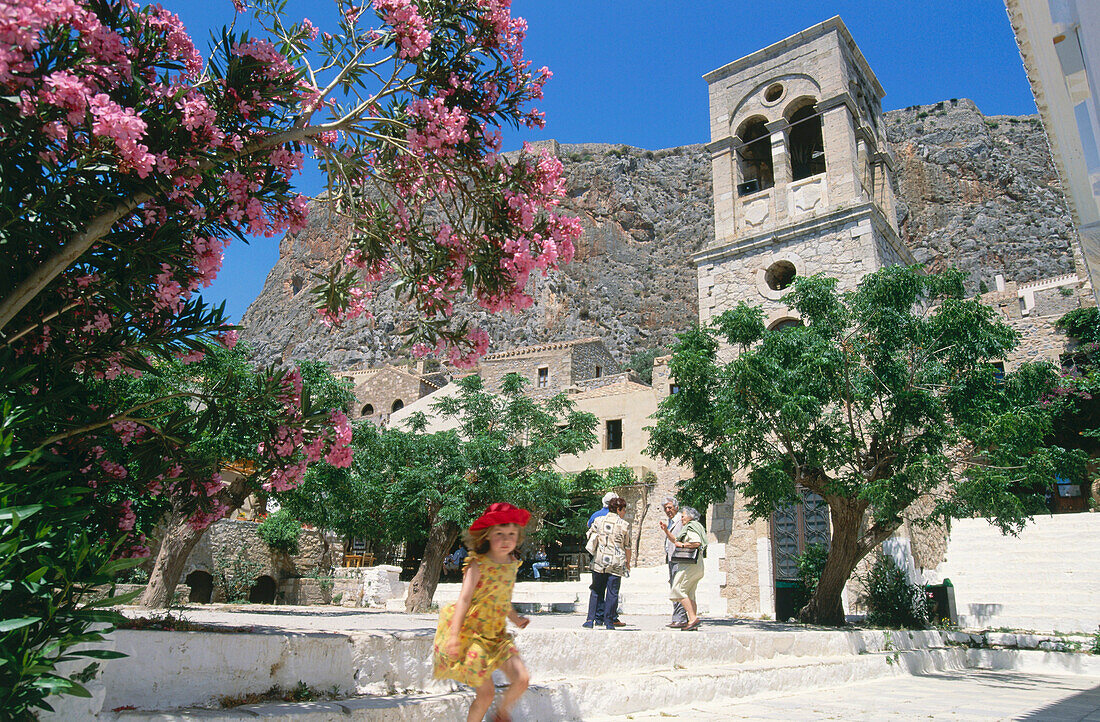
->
left=138, top=478, right=250, bottom=609
left=405, top=519, right=460, bottom=613
left=137, top=509, right=206, bottom=608
left=798, top=497, right=868, bottom=626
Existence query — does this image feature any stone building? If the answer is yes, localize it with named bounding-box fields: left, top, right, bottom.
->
left=341, top=362, right=447, bottom=424
left=695, top=17, right=920, bottom=619
left=694, top=17, right=1098, bottom=620
left=391, top=340, right=695, bottom=570
left=698, top=15, right=914, bottom=333
left=478, top=337, right=619, bottom=399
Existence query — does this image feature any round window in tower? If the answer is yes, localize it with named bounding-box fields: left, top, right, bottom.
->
left=765, top=260, right=797, bottom=291
left=764, top=83, right=784, bottom=104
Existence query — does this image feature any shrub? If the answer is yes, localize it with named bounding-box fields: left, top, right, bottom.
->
left=793, top=544, right=829, bottom=613
left=213, top=550, right=264, bottom=603
left=257, top=510, right=302, bottom=556
left=861, top=554, right=929, bottom=629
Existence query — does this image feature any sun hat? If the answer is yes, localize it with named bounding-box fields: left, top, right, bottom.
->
left=469, top=502, right=531, bottom=532
left=601, top=491, right=617, bottom=506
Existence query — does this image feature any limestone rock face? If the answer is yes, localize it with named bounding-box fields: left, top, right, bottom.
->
left=886, top=99, right=1076, bottom=285
left=241, top=101, right=1076, bottom=369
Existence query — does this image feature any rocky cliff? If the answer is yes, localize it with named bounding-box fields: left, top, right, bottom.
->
left=241, top=99, right=1078, bottom=369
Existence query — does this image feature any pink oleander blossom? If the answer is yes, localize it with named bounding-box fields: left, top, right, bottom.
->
left=373, top=0, right=431, bottom=59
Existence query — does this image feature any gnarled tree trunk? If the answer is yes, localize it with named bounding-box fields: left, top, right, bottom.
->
left=138, top=477, right=249, bottom=608
left=799, top=495, right=899, bottom=626
left=405, top=518, right=460, bottom=613
left=137, top=509, right=206, bottom=608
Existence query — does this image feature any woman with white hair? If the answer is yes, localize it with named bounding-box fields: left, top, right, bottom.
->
left=661, top=506, right=707, bottom=631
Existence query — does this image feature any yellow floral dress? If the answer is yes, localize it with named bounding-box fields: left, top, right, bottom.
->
left=432, top=552, right=520, bottom=687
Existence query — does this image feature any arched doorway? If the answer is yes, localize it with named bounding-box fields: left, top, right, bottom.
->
left=248, top=575, right=277, bottom=604
left=185, top=570, right=213, bottom=603
left=772, top=488, right=830, bottom=621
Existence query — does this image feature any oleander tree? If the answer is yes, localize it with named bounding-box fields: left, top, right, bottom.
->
left=0, top=0, right=573, bottom=713
left=647, top=266, right=1086, bottom=626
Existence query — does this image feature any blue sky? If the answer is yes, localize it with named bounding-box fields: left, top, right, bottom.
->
left=171, top=1, right=1038, bottom=322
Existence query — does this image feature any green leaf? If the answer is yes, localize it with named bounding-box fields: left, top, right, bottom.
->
left=72, top=648, right=127, bottom=660
left=0, top=617, right=40, bottom=633
left=0, top=504, right=43, bottom=522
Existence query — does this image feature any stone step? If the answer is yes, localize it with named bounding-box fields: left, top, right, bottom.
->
left=949, top=586, right=1100, bottom=603
left=47, top=623, right=953, bottom=718
left=956, top=600, right=1100, bottom=617
left=949, top=514, right=1100, bottom=534
left=114, top=649, right=970, bottom=722
left=349, top=626, right=948, bottom=694
left=957, top=613, right=1100, bottom=634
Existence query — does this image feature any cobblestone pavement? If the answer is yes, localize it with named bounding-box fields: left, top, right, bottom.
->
left=601, top=671, right=1100, bottom=721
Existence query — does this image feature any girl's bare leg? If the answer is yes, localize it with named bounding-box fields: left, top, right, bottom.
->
left=468, top=678, right=495, bottom=722
left=497, top=654, right=531, bottom=718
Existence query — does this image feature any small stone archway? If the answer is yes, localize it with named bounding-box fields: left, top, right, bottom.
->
left=185, top=570, right=213, bottom=603
left=248, top=575, right=277, bottom=604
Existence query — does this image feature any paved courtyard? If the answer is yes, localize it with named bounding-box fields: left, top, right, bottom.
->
left=599, top=671, right=1100, bottom=721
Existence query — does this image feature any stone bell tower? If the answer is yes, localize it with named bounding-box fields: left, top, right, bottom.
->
left=698, top=18, right=916, bottom=618
left=696, top=16, right=914, bottom=330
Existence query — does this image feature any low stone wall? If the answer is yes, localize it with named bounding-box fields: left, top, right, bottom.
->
left=331, top=565, right=405, bottom=608
left=43, top=629, right=356, bottom=719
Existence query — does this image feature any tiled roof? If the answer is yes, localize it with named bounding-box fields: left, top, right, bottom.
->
left=481, top=337, right=604, bottom=361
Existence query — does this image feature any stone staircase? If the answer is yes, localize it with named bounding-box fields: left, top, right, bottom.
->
left=936, top=513, right=1100, bottom=633
left=104, top=626, right=968, bottom=721
left=398, top=548, right=728, bottom=618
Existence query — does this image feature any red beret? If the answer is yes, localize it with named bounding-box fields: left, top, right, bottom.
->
left=469, top=502, right=531, bottom=532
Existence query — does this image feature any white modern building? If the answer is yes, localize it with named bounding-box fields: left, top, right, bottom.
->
left=1005, top=0, right=1100, bottom=303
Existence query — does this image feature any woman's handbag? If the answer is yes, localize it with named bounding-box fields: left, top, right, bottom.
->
left=670, top=546, right=699, bottom=563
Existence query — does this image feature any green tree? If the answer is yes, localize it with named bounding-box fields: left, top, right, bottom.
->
left=257, top=509, right=302, bottom=556
left=399, top=373, right=597, bottom=611
left=627, top=347, right=667, bottom=385
left=647, top=266, right=1085, bottom=625
left=89, top=349, right=354, bottom=608
left=1049, top=307, right=1100, bottom=451
left=281, top=373, right=598, bottom=612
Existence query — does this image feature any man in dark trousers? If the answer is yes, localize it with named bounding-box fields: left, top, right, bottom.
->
left=587, top=491, right=624, bottom=626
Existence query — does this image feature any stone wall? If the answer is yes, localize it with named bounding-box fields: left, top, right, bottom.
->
left=697, top=207, right=902, bottom=331
left=721, top=484, right=771, bottom=617
left=569, top=341, right=620, bottom=385
left=480, top=343, right=575, bottom=398
left=1032, top=286, right=1081, bottom=318
left=343, top=366, right=438, bottom=423
left=160, top=519, right=338, bottom=603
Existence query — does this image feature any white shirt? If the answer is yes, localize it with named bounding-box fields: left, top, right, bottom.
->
left=664, top=513, right=683, bottom=562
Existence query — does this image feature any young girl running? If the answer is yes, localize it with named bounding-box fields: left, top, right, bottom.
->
left=433, top=502, right=533, bottom=722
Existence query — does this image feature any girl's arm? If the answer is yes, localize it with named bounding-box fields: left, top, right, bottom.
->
left=446, top=559, right=481, bottom=657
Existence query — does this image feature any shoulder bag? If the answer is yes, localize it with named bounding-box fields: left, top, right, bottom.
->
left=670, top=545, right=699, bottom=563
